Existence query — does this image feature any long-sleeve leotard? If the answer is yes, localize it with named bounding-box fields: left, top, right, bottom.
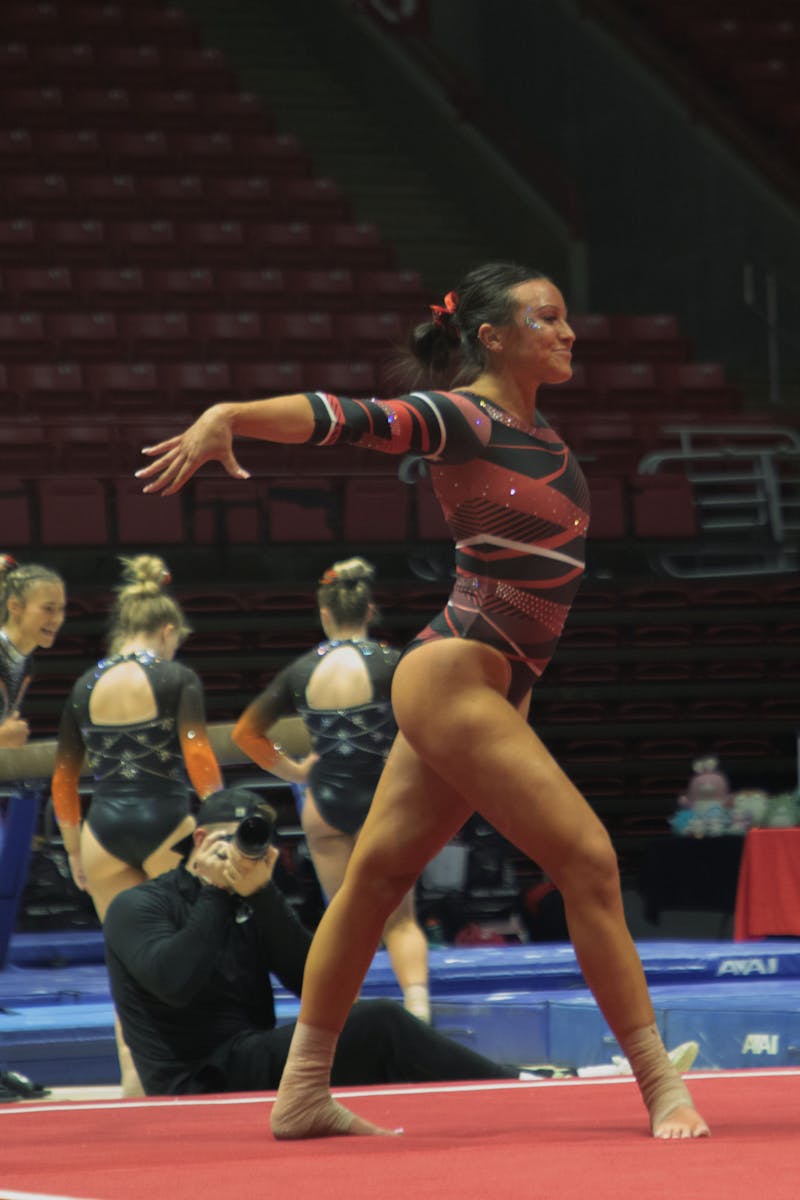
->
left=0, top=630, right=32, bottom=723
left=52, top=652, right=222, bottom=868
left=306, top=390, right=590, bottom=704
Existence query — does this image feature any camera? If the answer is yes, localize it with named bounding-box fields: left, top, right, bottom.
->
left=233, top=811, right=276, bottom=860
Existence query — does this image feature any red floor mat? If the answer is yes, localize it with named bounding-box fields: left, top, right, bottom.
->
left=1, top=1071, right=797, bottom=1200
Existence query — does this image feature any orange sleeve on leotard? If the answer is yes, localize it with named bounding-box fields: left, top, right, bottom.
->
left=51, top=699, right=85, bottom=828
left=180, top=726, right=223, bottom=799
left=232, top=702, right=280, bottom=772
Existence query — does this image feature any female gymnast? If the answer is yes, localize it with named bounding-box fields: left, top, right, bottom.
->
left=233, top=556, right=430, bottom=1022
left=1, top=556, right=66, bottom=748
left=51, top=554, right=223, bottom=1094
left=137, top=262, right=709, bottom=1140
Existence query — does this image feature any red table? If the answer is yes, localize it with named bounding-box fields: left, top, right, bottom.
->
left=734, top=827, right=800, bottom=940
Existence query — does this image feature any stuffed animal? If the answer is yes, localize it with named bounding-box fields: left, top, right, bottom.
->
left=729, top=789, right=770, bottom=834
left=764, top=792, right=799, bottom=829
left=670, top=756, right=732, bottom=837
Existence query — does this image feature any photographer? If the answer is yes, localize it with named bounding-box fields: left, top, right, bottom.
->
left=103, top=787, right=519, bottom=1096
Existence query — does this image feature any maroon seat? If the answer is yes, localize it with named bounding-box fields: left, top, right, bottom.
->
left=333, top=311, right=406, bottom=358
left=165, top=47, right=235, bottom=89
left=0, top=477, right=32, bottom=547
left=342, top=478, right=409, bottom=542
left=10, top=362, right=86, bottom=414
left=4, top=266, right=74, bottom=308
left=247, top=221, right=316, bottom=266
left=315, top=222, right=393, bottom=268
left=276, top=177, right=351, bottom=221
left=0, top=417, right=49, bottom=475
left=66, top=87, right=134, bottom=122
left=146, top=267, right=217, bottom=307
left=217, top=267, right=288, bottom=308
left=265, top=310, right=336, bottom=359
left=267, top=482, right=337, bottom=542
left=46, top=311, right=121, bottom=359
left=586, top=476, right=627, bottom=538
left=630, top=473, right=698, bottom=537
left=119, top=311, right=193, bottom=359
left=103, top=130, right=171, bottom=169
left=0, top=218, right=37, bottom=260
left=3, top=172, right=70, bottom=213
left=177, top=219, right=246, bottom=260
left=131, top=89, right=200, bottom=124
left=0, top=128, right=33, bottom=166
left=108, top=220, right=178, bottom=263
left=169, top=131, right=237, bottom=170
left=356, top=268, right=427, bottom=313
left=589, top=362, right=660, bottom=408
left=39, top=218, right=106, bottom=262
left=37, top=476, right=110, bottom=545
left=46, top=414, right=122, bottom=474
left=233, top=133, right=311, bottom=176
left=286, top=268, right=357, bottom=311
left=139, top=175, right=207, bottom=216
left=0, top=312, right=50, bottom=360
left=198, top=91, right=272, bottom=132
left=32, top=43, right=98, bottom=81
left=192, top=477, right=265, bottom=545
left=159, top=361, right=237, bottom=408
left=35, top=128, right=102, bottom=166
left=75, top=266, right=148, bottom=308
left=95, top=45, right=164, bottom=83
left=204, top=176, right=275, bottom=217
left=114, top=477, right=185, bottom=545
left=232, top=361, right=306, bottom=398
left=192, top=311, right=265, bottom=359
left=415, top=479, right=451, bottom=540
left=69, top=174, right=141, bottom=218
left=85, top=361, right=160, bottom=411
left=611, top=313, right=691, bottom=361
left=0, top=87, right=64, bottom=124
left=568, top=313, right=620, bottom=362
left=302, top=360, right=377, bottom=395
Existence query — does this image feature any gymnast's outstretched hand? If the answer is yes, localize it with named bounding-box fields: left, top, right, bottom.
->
left=136, top=404, right=250, bottom=496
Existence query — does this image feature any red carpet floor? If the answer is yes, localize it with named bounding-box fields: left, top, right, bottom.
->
left=1, top=1070, right=797, bottom=1200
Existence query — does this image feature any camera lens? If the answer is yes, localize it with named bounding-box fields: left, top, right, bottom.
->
left=233, top=812, right=275, bottom=859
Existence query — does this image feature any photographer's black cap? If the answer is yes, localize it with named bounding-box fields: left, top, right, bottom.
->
left=196, top=786, right=273, bottom=827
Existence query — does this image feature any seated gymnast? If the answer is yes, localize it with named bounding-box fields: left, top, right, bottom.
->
left=103, top=786, right=521, bottom=1097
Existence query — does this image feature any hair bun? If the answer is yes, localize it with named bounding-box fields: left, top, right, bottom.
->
left=324, top=556, right=375, bottom=586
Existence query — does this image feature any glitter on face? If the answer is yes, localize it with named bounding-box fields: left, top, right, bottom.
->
left=522, top=307, right=542, bottom=331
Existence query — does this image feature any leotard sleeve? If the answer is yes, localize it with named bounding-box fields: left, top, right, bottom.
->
left=232, top=663, right=297, bottom=773
left=176, top=666, right=223, bottom=799
left=51, top=688, right=85, bottom=831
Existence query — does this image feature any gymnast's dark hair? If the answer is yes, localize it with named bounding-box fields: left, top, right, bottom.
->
left=399, top=261, right=546, bottom=389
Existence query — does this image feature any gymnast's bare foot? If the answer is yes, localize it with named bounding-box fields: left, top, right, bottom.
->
left=652, top=1103, right=710, bottom=1140
left=270, top=1092, right=397, bottom=1140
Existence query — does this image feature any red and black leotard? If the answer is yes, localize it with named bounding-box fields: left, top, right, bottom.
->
left=306, top=390, right=590, bottom=704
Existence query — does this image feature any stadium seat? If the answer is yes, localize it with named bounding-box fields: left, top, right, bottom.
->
left=119, top=311, right=193, bottom=359
left=611, top=313, right=691, bottom=361
left=568, top=313, right=619, bottom=361
left=204, top=176, right=275, bottom=217
left=334, top=311, right=406, bottom=358
left=0, top=128, right=33, bottom=166
left=316, top=222, right=394, bottom=268
left=356, top=268, right=427, bottom=313
left=39, top=218, right=106, bottom=262
left=3, top=172, right=70, bottom=213
left=0, top=418, right=49, bottom=476
left=0, top=477, right=32, bottom=547
left=586, top=476, right=627, bottom=538
left=0, top=218, right=37, bottom=260
left=233, top=133, right=312, bottom=176
left=108, top=219, right=178, bottom=262
left=192, top=311, right=264, bottom=358
left=46, top=415, right=122, bottom=475
left=177, top=219, right=246, bottom=260
left=46, top=311, right=121, bottom=359
left=277, top=177, right=351, bottom=220
left=159, top=361, right=238, bottom=408
left=4, top=266, right=74, bottom=307
left=0, top=312, right=49, bottom=360
left=85, top=361, right=160, bottom=411
left=198, top=90, right=272, bottom=131
left=170, top=131, right=237, bottom=170
left=0, top=87, right=64, bottom=123
left=69, top=174, right=141, bottom=218
left=264, top=311, right=337, bottom=359
left=589, top=362, right=660, bottom=407
left=248, top=221, right=316, bottom=266
left=232, top=361, right=306, bottom=397
left=35, top=128, right=103, bottom=166
left=630, top=473, right=698, bottom=537
left=146, top=267, right=217, bottom=307
left=10, top=362, right=86, bottom=415
left=342, top=477, right=410, bottom=541
left=216, top=267, right=288, bottom=308
left=301, top=360, right=377, bottom=394
left=75, top=266, right=148, bottom=307
left=37, top=476, right=110, bottom=545
left=165, top=47, right=236, bottom=89
left=267, top=482, right=337, bottom=542
left=103, top=129, right=171, bottom=168
left=114, top=477, right=185, bottom=545
left=415, top=477, right=451, bottom=540
left=66, top=87, right=134, bottom=122
left=287, top=268, right=357, bottom=310
left=191, top=477, right=265, bottom=545
left=139, top=174, right=207, bottom=216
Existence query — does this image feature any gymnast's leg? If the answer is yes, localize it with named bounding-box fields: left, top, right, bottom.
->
left=271, top=734, right=471, bottom=1138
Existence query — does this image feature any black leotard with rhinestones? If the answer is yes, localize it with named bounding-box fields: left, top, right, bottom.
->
left=52, top=652, right=220, bottom=868
left=306, top=389, right=589, bottom=704
left=246, top=639, right=399, bottom=834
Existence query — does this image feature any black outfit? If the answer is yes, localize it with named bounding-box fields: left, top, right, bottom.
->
left=53, top=652, right=217, bottom=869
left=0, top=629, right=32, bottom=724
left=103, top=866, right=516, bottom=1095
left=250, top=638, right=399, bottom=834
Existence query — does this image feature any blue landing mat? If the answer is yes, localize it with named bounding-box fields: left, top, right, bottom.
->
left=2, top=937, right=800, bottom=1084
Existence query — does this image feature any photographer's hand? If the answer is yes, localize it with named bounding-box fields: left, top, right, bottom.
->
left=194, top=831, right=235, bottom=890
left=224, top=844, right=279, bottom=897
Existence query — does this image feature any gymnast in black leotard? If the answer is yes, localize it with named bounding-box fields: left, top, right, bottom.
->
left=140, top=262, right=709, bottom=1140
left=52, top=554, right=223, bottom=1096
left=233, top=558, right=430, bottom=1022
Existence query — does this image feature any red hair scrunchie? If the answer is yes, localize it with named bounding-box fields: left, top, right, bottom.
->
left=429, top=290, right=459, bottom=328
